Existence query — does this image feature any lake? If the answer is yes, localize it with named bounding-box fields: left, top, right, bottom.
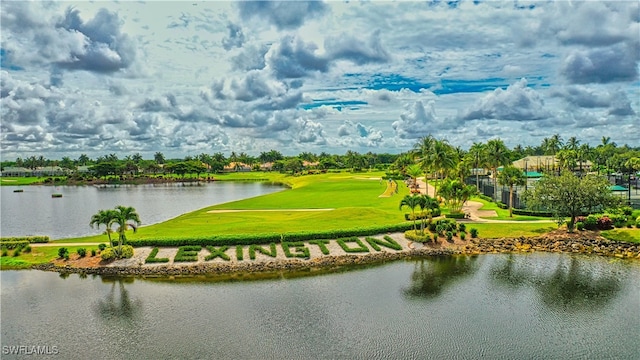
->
left=0, top=182, right=283, bottom=239
left=1, top=253, right=638, bottom=359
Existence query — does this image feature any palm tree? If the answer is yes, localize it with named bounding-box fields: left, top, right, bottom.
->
left=154, top=152, right=165, bottom=165
left=418, top=194, right=440, bottom=235
left=565, top=137, right=580, bottom=151
left=109, top=206, right=141, bottom=256
left=405, top=164, right=423, bottom=193
left=414, top=135, right=436, bottom=196
left=430, top=139, right=458, bottom=198
left=90, top=209, right=117, bottom=246
left=498, top=166, right=526, bottom=217
left=400, top=195, right=423, bottom=232
left=467, top=142, right=486, bottom=191
left=485, top=139, right=511, bottom=201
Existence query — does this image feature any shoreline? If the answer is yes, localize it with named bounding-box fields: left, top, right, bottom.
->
left=30, top=231, right=640, bottom=277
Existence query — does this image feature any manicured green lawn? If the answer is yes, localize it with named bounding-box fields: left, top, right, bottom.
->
left=471, top=197, right=550, bottom=221
left=465, top=223, right=558, bottom=239
left=601, top=228, right=640, bottom=243
left=0, top=177, right=49, bottom=186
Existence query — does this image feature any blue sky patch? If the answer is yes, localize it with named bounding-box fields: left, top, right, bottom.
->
left=299, top=99, right=368, bottom=111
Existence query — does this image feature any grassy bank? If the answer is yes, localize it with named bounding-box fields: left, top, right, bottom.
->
left=4, top=171, right=636, bottom=269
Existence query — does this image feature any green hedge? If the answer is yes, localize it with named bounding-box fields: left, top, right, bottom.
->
left=0, top=236, right=49, bottom=243
left=404, top=209, right=441, bottom=221
left=249, top=243, right=277, bottom=260
left=128, top=223, right=415, bottom=248
left=174, top=246, right=201, bottom=262
left=145, top=247, right=170, bottom=263
left=336, top=237, right=369, bottom=253
left=511, top=208, right=555, bottom=217
left=445, top=212, right=466, bottom=219
left=0, top=241, right=29, bottom=250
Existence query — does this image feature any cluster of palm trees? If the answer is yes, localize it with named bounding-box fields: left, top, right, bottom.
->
left=89, top=206, right=141, bottom=257
left=399, top=193, right=440, bottom=234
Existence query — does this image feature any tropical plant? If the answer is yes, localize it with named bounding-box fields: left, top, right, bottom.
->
left=90, top=209, right=117, bottom=246
left=405, top=164, right=423, bottom=193
left=437, top=179, right=477, bottom=214
left=485, top=139, right=511, bottom=201
left=498, top=166, right=527, bottom=217
left=418, top=194, right=440, bottom=235
left=467, top=142, right=486, bottom=191
left=400, top=195, right=423, bottom=232
left=109, top=206, right=141, bottom=257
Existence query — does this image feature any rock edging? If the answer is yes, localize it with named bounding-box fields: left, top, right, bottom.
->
left=31, top=234, right=639, bottom=276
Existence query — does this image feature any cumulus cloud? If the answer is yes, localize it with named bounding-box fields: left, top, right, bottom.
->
left=552, top=86, right=636, bottom=117
left=459, top=78, right=550, bottom=121
left=1, top=3, right=137, bottom=75
left=392, top=100, right=438, bottom=139
left=231, top=44, right=270, bottom=71
left=337, top=120, right=384, bottom=147
left=265, top=35, right=329, bottom=79
left=560, top=43, right=639, bottom=84
left=295, top=118, right=326, bottom=145
left=237, top=1, right=328, bottom=30
left=325, top=30, right=391, bottom=65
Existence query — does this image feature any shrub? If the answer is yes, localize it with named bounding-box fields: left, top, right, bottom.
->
left=100, top=247, right=116, bottom=261
left=336, top=237, right=369, bottom=253
left=636, top=220, right=640, bottom=229
left=0, top=241, right=29, bottom=250
left=281, top=242, right=310, bottom=259
left=446, top=231, right=453, bottom=242
left=445, top=212, right=466, bottom=219
left=458, top=223, right=466, bottom=233
left=174, top=246, right=201, bottom=262
left=249, top=243, right=277, bottom=260
left=366, top=236, right=402, bottom=251
left=58, top=247, right=69, bottom=259
left=91, top=249, right=97, bottom=257
left=576, top=222, right=585, bottom=231
left=98, top=243, right=107, bottom=251
left=1, top=249, right=7, bottom=257
left=496, top=202, right=508, bottom=209
left=308, top=240, right=331, bottom=255
left=583, top=215, right=598, bottom=230
left=77, top=248, right=87, bottom=257
left=428, top=222, right=437, bottom=232
left=119, top=245, right=134, bottom=259
left=597, top=216, right=613, bottom=230
left=146, top=247, right=170, bottom=263
left=460, top=232, right=466, bottom=241
left=24, top=245, right=32, bottom=253
left=470, top=228, right=479, bottom=238
left=404, top=230, right=431, bottom=242
left=13, top=248, right=21, bottom=257
left=204, top=245, right=231, bottom=261
left=0, top=236, right=49, bottom=243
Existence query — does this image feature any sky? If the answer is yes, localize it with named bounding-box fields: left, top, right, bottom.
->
left=1, top=0, right=639, bottom=160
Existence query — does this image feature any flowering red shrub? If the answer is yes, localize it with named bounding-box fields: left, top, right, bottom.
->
left=597, top=216, right=613, bottom=230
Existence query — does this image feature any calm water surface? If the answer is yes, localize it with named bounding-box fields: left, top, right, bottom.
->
left=2, top=253, right=639, bottom=359
left=0, top=183, right=282, bottom=239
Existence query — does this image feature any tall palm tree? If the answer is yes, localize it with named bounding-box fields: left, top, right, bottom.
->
left=418, top=194, right=440, bottom=235
left=400, top=195, right=423, bottom=232
left=414, top=135, right=436, bottom=196
left=565, top=137, right=580, bottom=151
left=498, top=166, right=526, bottom=217
left=90, top=209, right=117, bottom=246
left=430, top=139, right=458, bottom=198
left=485, top=139, right=511, bottom=201
left=109, top=206, right=141, bottom=256
left=405, top=164, right=423, bottom=193
left=467, top=142, right=486, bottom=191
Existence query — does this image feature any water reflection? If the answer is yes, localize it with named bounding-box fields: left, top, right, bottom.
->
left=490, top=254, right=623, bottom=310
left=95, top=277, right=142, bottom=322
left=404, top=255, right=478, bottom=298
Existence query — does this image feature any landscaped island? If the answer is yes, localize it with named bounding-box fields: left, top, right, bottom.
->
left=2, top=135, right=640, bottom=274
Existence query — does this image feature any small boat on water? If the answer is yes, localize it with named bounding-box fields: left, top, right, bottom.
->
left=13, top=189, right=23, bottom=193
left=51, top=193, right=63, bottom=198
